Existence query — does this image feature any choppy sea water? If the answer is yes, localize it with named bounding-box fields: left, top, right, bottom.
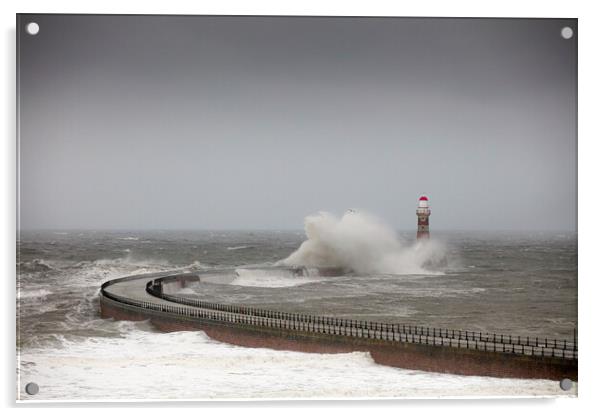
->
left=17, top=230, right=577, bottom=400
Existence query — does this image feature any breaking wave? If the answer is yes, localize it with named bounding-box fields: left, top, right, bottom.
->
left=19, top=328, right=573, bottom=400
left=18, top=259, right=57, bottom=273
left=227, top=245, right=254, bottom=251
left=280, top=211, right=447, bottom=275
left=19, top=288, right=53, bottom=299
left=231, top=268, right=325, bottom=288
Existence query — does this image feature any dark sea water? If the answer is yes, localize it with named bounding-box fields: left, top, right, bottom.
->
left=16, top=230, right=577, bottom=400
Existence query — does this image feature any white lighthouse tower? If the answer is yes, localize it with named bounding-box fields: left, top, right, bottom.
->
left=416, top=195, right=431, bottom=239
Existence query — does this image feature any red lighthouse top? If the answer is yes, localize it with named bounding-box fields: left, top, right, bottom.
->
left=419, top=196, right=429, bottom=201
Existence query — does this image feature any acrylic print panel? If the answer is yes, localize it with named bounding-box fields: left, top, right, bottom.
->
left=16, top=14, right=577, bottom=401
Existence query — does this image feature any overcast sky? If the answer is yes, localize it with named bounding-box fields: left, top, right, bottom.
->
left=18, top=15, right=577, bottom=231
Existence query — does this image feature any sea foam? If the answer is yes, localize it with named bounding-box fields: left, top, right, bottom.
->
left=280, top=211, right=446, bottom=275
left=230, top=268, right=324, bottom=288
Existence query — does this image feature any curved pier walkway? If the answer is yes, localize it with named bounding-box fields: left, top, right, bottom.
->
left=100, top=271, right=578, bottom=381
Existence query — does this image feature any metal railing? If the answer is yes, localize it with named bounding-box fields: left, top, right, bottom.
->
left=100, top=272, right=578, bottom=360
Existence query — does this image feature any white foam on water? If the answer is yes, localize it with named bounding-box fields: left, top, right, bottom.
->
left=227, top=245, right=253, bottom=251
left=18, top=328, right=576, bottom=400
left=181, top=260, right=212, bottom=271
left=175, top=288, right=197, bottom=295
left=231, top=268, right=325, bottom=288
left=59, top=255, right=175, bottom=289
left=19, top=288, right=53, bottom=299
left=18, top=258, right=58, bottom=272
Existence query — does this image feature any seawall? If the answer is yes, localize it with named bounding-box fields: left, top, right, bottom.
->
left=99, top=271, right=577, bottom=381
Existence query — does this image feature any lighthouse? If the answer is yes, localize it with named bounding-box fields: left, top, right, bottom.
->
left=416, top=195, right=431, bottom=239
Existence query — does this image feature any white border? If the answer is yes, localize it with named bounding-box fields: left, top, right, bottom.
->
left=3, top=0, right=601, bottom=413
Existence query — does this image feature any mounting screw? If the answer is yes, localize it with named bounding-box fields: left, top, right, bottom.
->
left=25, top=382, right=39, bottom=395
left=559, top=378, right=573, bottom=391
left=560, top=27, right=573, bottom=40
left=25, top=22, right=40, bottom=36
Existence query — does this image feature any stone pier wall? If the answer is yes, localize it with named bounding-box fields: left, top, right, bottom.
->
left=100, top=293, right=577, bottom=381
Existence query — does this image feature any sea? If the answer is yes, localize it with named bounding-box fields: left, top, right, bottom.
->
left=16, top=228, right=578, bottom=400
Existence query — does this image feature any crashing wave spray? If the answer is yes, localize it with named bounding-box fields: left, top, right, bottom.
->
left=280, top=211, right=446, bottom=275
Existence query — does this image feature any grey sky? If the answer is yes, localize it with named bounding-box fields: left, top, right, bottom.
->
left=18, top=15, right=577, bottom=231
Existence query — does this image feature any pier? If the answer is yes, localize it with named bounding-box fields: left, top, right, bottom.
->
left=100, top=271, right=577, bottom=381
